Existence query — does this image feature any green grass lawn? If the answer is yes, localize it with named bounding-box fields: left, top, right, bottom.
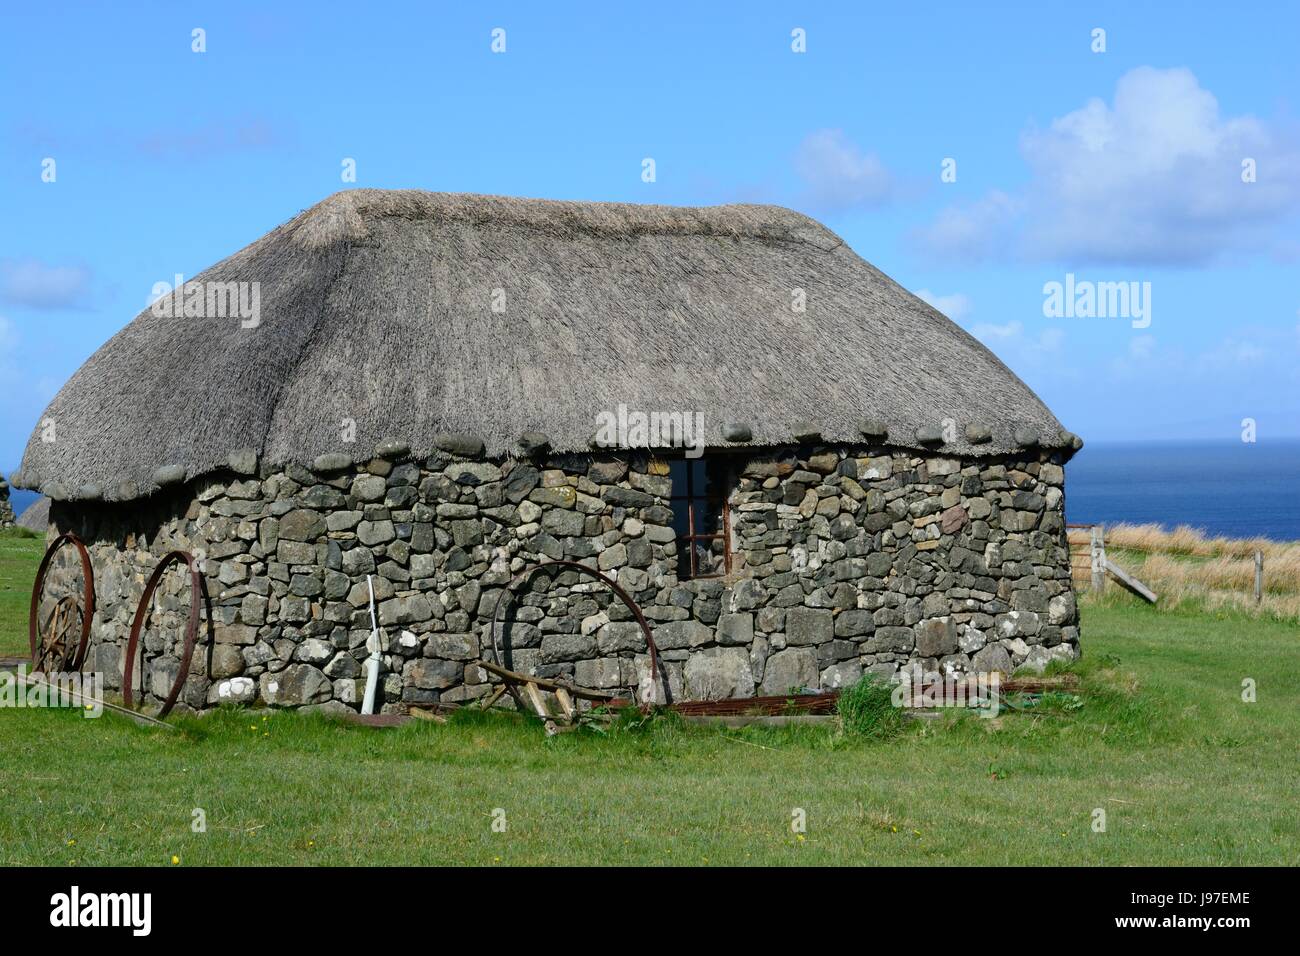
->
left=0, top=528, right=41, bottom=659
left=1, top=530, right=1297, bottom=866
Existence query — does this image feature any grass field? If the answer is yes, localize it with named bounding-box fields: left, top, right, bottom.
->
left=2, top=531, right=1297, bottom=866
left=0, top=528, right=41, bottom=659
left=1070, top=523, right=1300, bottom=619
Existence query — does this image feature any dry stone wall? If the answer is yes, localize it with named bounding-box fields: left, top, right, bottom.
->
left=0, top=476, right=16, bottom=529
left=47, top=443, right=1079, bottom=714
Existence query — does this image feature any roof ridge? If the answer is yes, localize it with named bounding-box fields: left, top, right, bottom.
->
left=287, top=189, right=845, bottom=250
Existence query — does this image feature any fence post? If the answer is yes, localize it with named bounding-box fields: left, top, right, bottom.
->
left=1254, top=550, right=1264, bottom=604
left=1090, top=525, right=1106, bottom=594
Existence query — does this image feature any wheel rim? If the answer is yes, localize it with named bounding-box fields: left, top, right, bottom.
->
left=28, top=534, right=95, bottom=674
left=122, top=551, right=205, bottom=719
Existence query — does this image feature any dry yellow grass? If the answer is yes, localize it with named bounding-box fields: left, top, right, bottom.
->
left=1100, top=522, right=1300, bottom=561
left=1067, top=523, right=1300, bottom=619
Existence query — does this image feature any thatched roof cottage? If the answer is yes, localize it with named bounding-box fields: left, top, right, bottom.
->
left=14, top=190, right=1081, bottom=712
left=16, top=495, right=49, bottom=533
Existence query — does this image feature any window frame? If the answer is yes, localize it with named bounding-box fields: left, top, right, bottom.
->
left=668, top=456, right=734, bottom=580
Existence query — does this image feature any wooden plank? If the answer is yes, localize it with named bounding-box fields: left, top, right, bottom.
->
left=523, top=681, right=551, bottom=718
left=553, top=686, right=576, bottom=720
left=1105, top=557, right=1158, bottom=604
left=475, top=659, right=618, bottom=701
left=523, top=682, right=560, bottom=736
left=478, top=685, right=507, bottom=711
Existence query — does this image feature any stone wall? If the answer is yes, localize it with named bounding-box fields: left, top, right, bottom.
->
left=47, top=443, right=1079, bottom=714
left=0, top=475, right=15, bottom=528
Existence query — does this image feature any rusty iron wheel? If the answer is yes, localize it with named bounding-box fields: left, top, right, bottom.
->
left=28, top=532, right=95, bottom=674
left=122, top=551, right=203, bottom=720
left=490, top=558, right=669, bottom=706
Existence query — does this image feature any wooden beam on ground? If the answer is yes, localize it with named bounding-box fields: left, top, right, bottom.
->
left=407, top=707, right=447, bottom=723
left=475, top=659, right=618, bottom=701
left=1105, top=557, right=1158, bottom=604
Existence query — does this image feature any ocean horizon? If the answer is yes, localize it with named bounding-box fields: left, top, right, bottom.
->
left=1065, top=439, right=1300, bottom=542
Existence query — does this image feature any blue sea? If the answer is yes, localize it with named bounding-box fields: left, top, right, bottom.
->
left=9, top=487, right=39, bottom=520
left=6, top=440, right=1300, bottom=542
left=1066, top=440, right=1300, bottom=542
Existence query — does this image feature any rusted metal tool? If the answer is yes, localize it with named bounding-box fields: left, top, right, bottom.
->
left=122, top=550, right=205, bottom=720
left=28, top=532, right=95, bottom=674
left=488, top=558, right=670, bottom=706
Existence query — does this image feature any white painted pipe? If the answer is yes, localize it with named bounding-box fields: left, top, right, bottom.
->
left=361, top=574, right=383, bottom=715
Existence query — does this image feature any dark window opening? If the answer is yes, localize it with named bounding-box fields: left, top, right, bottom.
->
left=668, top=458, right=731, bottom=579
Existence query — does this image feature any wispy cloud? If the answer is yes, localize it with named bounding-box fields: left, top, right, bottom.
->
left=0, top=315, right=17, bottom=353
left=970, top=320, right=1066, bottom=368
left=136, top=117, right=286, bottom=160
left=0, top=259, right=93, bottom=310
left=0, top=316, right=23, bottom=443
left=913, top=289, right=972, bottom=321
left=1109, top=325, right=1300, bottom=383
left=11, top=116, right=291, bottom=162
left=794, top=129, right=899, bottom=212
left=913, top=191, right=1020, bottom=263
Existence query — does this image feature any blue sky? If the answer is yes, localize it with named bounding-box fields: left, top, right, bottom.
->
left=2, top=1, right=1298, bottom=474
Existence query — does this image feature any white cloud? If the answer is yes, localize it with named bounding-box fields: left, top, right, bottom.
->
left=0, top=259, right=93, bottom=310
left=1128, top=334, right=1157, bottom=360
left=970, top=320, right=1065, bottom=365
left=794, top=129, right=897, bottom=211
left=913, top=289, right=972, bottom=321
left=1110, top=326, right=1296, bottom=384
left=913, top=191, right=1020, bottom=263
left=14, top=116, right=290, bottom=161
left=0, top=317, right=24, bottom=462
left=1229, top=340, right=1266, bottom=363
left=1039, top=327, right=1066, bottom=352
left=135, top=117, right=285, bottom=159
left=0, top=315, right=17, bottom=353
left=971, top=320, right=1021, bottom=340
left=915, top=67, right=1300, bottom=265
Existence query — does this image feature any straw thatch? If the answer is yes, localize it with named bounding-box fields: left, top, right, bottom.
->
left=16, top=496, right=49, bottom=533
left=16, top=189, right=1072, bottom=502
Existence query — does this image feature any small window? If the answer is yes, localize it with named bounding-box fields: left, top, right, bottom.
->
left=668, top=458, right=731, bottom=579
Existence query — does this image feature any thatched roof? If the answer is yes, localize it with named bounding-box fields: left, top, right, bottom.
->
left=16, top=189, right=1076, bottom=502
left=16, top=496, right=49, bottom=533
